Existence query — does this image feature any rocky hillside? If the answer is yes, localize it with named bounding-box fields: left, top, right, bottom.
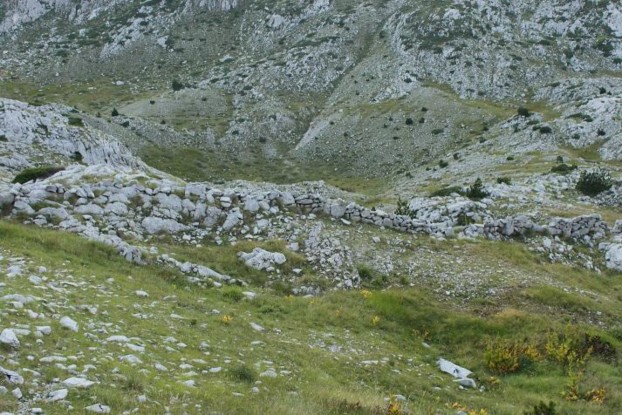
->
left=0, top=0, right=620, bottom=179
left=1, top=1, right=622, bottom=414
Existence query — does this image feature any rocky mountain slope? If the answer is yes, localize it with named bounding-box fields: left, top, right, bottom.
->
left=0, top=0, right=620, bottom=179
left=1, top=1, right=622, bottom=414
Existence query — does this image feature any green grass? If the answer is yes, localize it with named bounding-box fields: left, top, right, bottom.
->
left=1, top=220, right=622, bottom=414
left=139, top=144, right=388, bottom=195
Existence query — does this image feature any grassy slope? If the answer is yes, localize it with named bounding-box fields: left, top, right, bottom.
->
left=1, top=221, right=622, bottom=414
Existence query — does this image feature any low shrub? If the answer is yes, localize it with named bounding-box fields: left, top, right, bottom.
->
left=229, top=365, right=257, bottom=383
left=497, top=177, right=511, bottom=185
left=172, top=79, right=184, bottom=91
left=550, top=163, right=577, bottom=175
left=12, top=166, right=65, bottom=184
left=517, top=106, right=531, bottom=117
left=430, top=186, right=463, bottom=197
left=465, top=178, right=489, bottom=200
left=394, top=197, right=414, bottom=217
left=356, top=264, right=374, bottom=281
left=67, top=116, right=84, bottom=127
left=576, top=169, right=612, bottom=196
left=524, top=401, right=556, bottom=415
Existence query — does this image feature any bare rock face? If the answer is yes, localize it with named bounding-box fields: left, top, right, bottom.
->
left=0, top=98, right=145, bottom=176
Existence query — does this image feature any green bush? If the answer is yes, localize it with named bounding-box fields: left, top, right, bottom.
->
left=524, top=401, right=557, bottom=415
left=517, top=107, right=531, bottom=117
left=111, top=108, right=119, bottom=117
left=229, top=365, right=257, bottom=383
left=576, top=169, right=612, bottom=196
left=221, top=287, right=245, bottom=302
left=70, top=151, right=83, bottom=163
left=356, top=264, right=374, bottom=281
left=67, top=116, right=84, bottom=127
left=438, top=159, right=449, bottom=168
left=496, top=177, right=511, bottom=185
left=550, top=163, right=577, bottom=175
left=12, top=166, right=65, bottom=184
left=465, top=178, right=489, bottom=200
left=430, top=186, right=463, bottom=197
left=172, top=79, right=184, bottom=91
left=395, top=197, right=414, bottom=217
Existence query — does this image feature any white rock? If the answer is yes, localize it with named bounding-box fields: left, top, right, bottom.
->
left=0, top=367, right=24, bottom=384
left=135, top=290, right=149, bottom=298
left=85, top=404, right=111, bottom=413
left=106, top=335, right=130, bottom=343
left=259, top=368, right=277, bottom=378
left=250, top=322, right=265, bottom=332
left=36, top=326, right=51, bottom=335
left=60, top=316, right=79, bottom=332
left=47, top=389, right=68, bottom=402
left=437, top=358, right=472, bottom=378
left=12, top=387, right=22, bottom=399
left=119, top=354, right=142, bottom=364
left=63, top=377, right=94, bottom=388
left=0, top=329, right=20, bottom=349
left=154, top=363, right=168, bottom=372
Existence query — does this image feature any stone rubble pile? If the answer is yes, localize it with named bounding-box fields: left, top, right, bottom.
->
left=0, top=163, right=619, bottom=279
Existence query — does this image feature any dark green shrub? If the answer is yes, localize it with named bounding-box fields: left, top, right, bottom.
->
left=12, top=166, right=65, bottom=184
left=357, top=264, right=374, bottom=281
left=517, top=107, right=531, bottom=117
left=550, top=163, right=577, bottom=175
left=497, top=177, right=511, bottom=185
left=405, top=117, right=414, bottom=125
left=430, top=186, right=463, bottom=197
left=506, top=155, right=515, bottom=161
left=456, top=213, right=473, bottom=226
left=172, top=79, right=184, bottom=91
left=438, top=159, right=449, bottom=168
left=221, top=287, right=245, bottom=302
left=431, top=128, right=444, bottom=135
left=576, top=169, right=613, bottom=196
left=556, top=155, right=564, bottom=164
left=465, top=178, right=489, bottom=200
left=229, top=365, right=257, bottom=383
left=67, top=116, right=84, bottom=127
left=111, top=108, right=119, bottom=117
left=70, top=151, right=83, bottom=163
left=539, top=126, right=553, bottom=134
left=524, top=400, right=556, bottom=415
left=395, top=197, right=414, bottom=217
left=0, top=134, right=7, bottom=142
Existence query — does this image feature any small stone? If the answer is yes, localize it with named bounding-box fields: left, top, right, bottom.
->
left=135, top=290, right=149, bottom=298
left=47, top=389, right=68, bottom=402
left=0, top=366, right=24, bottom=384
left=12, top=387, right=22, bottom=399
left=60, top=316, right=79, bottom=332
left=85, top=404, right=111, bottom=413
left=259, top=368, right=277, bottom=378
left=63, top=377, right=94, bottom=388
left=0, top=329, right=20, bottom=349
left=36, top=326, right=52, bottom=335
left=106, top=335, right=130, bottom=343
left=250, top=322, right=265, bottom=332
